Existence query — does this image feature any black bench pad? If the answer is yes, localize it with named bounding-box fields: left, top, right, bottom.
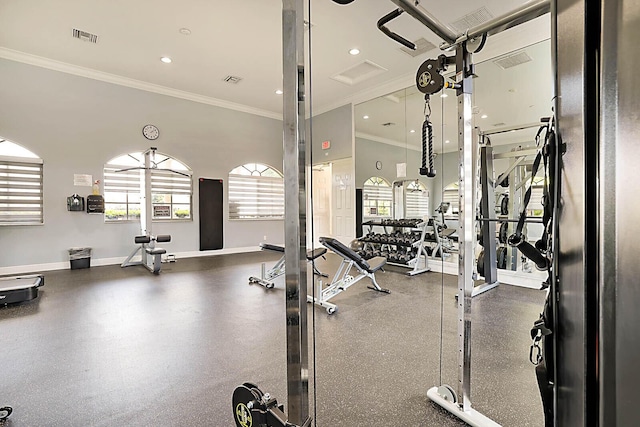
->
left=260, top=243, right=327, bottom=260
left=145, top=248, right=166, bottom=255
left=319, top=237, right=386, bottom=273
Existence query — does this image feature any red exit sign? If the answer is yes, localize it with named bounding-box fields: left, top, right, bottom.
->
left=321, top=140, right=331, bottom=150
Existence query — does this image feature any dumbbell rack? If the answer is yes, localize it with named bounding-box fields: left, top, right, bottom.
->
left=359, top=219, right=431, bottom=276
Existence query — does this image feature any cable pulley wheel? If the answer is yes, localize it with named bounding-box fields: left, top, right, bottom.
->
left=416, top=59, right=445, bottom=95
left=437, top=384, right=458, bottom=403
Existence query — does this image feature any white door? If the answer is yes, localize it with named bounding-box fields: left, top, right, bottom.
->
left=331, top=158, right=355, bottom=245
left=311, top=164, right=332, bottom=246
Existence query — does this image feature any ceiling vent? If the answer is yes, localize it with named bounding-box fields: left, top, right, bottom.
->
left=330, top=60, right=388, bottom=86
left=399, top=37, right=437, bottom=57
left=381, top=122, right=396, bottom=127
left=493, top=51, right=533, bottom=69
left=72, top=28, right=98, bottom=43
left=492, top=122, right=507, bottom=127
left=223, top=75, right=243, bottom=84
left=449, top=7, right=493, bottom=34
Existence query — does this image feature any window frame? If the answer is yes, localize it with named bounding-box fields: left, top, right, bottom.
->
left=363, top=176, right=392, bottom=219
left=228, top=163, right=284, bottom=220
left=103, top=152, right=193, bottom=223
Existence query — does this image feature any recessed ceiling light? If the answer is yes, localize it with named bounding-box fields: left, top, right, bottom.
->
left=410, top=130, right=416, bottom=133
left=363, top=115, right=369, bottom=119
left=160, top=57, right=172, bottom=64
left=481, top=114, right=488, bottom=119
left=445, top=140, right=450, bottom=144
left=349, top=48, right=360, bottom=55
left=179, top=28, right=191, bottom=36
left=275, top=89, right=283, bottom=95
left=440, top=93, right=448, bottom=98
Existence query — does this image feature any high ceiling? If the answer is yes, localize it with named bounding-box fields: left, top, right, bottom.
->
left=0, top=0, right=549, bottom=119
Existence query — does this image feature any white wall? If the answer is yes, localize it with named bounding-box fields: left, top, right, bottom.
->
left=0, top=59, right=285, bottom=271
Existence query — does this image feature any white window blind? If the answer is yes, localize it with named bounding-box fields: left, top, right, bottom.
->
left=406, top=182, right=429, bottom=219
left=363, top=177, right=392, bottom=218
left=0, top=160, right=43, bottom=225
left=229, top=164, right=284, bottom=220
left=103, top=152, right=192, bottom=222
left=442, top=184, right=459, bottom=214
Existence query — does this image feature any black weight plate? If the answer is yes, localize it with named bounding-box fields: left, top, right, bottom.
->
left=232, top=385, right=261, bottom=427
left=416, top=59, right=445, bottom=95
left=477, top=232, right=484, bottom=247
left=500, top=195, right=509, bottom=215
left=497, top=247, right=507, bottom=269
left=499, top=222, right=508, bottom=244
left=477, top=250, right=485, bottom=277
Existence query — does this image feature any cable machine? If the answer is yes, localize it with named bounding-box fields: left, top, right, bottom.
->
left=119, top=147, right=186, bottom=274
left=232, top=1, right=552, bottom=426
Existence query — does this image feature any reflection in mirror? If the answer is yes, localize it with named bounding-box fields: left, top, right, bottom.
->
left=351, top=39, right=551, bottom=426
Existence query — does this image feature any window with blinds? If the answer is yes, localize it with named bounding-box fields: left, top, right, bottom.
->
left=363, top=176, right=392, bottom=218
left=228, top=163, right=284, bottom=220
left=0, top=139, right=43, bottom=226
left=103, top=152, right=192, bottom=222
left=406, top=181, right=429, bottom=219
left=442, top=182, right=459, bottom=215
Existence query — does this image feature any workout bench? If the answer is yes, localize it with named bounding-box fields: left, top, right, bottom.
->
left=249, top=243, right=328, bottom=289
left=121, top=234, right=171, bottom=274
left=309, top=237, right=389, bottom=314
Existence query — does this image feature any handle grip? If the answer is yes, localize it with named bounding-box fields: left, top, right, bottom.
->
left=508, top=234, right=549, bottom=270
left=377, top=9, right=416, bottom=50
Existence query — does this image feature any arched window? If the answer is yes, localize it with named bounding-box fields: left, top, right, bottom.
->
left=405, top=180, right=430, bottom=218
left=228, top=163, right=284, bottom=220
left=363, top=176, right=392, bottom=218
left=0, top=138, right=43, bottom=225
left=103, top=151, right=192, bottom=222
left=442, top=182, right=459, bottom=215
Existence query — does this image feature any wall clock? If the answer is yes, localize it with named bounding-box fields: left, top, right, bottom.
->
left=142, top=124, right=159, bottom=140
left=376, top=161, right=382, bottom=170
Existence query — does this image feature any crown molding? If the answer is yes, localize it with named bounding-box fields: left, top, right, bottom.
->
left=0, top=48, right=282, bottom=121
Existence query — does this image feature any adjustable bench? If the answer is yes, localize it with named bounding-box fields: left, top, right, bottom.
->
left=121, top=234, right=171, bottom=274
left=249, top=243, right=328, bottom=289
left=0, top=275, right=44, bottom=305
left=309, top=237, right=389, bottom=314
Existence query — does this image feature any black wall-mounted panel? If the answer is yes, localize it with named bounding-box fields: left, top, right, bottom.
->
left=356, top=188, right=363, bottom=238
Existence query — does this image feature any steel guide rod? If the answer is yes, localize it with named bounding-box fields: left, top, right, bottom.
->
left=282, top=1, right=310, bottom=425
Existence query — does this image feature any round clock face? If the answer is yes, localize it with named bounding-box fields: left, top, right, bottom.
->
left=142, top=124, right=159, bottom=140
left=376, top=161, right=382, bottom=170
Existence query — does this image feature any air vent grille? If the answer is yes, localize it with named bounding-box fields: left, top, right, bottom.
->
left=493, top=51, right=533, bottom=69
left=72, top=28, right=98, bottom=43
left=450, top=7, right=493, bottom=33
left=399, top=37, right=437, bottom=58
left=492, top=122, right=507, bottom=127
left=381, top=122, right=396, bottom=127
left=223, top=75, right=243, bottom=84
left=331, top=60, right=388, bottom=86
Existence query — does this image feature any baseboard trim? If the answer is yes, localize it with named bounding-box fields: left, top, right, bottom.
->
left=0, top=246, right=261, bottom=277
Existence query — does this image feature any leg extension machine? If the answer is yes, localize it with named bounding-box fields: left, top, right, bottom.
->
left=121, top=235, right=171, bottom=274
